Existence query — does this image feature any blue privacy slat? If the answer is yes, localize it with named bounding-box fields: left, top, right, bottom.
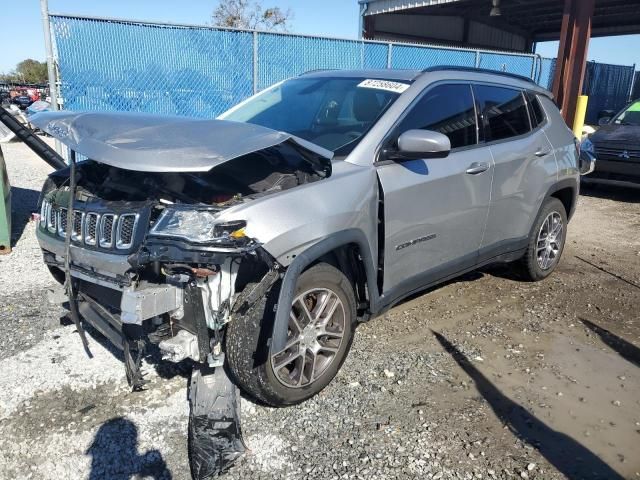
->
left=54, top=15, right=608, bottom=120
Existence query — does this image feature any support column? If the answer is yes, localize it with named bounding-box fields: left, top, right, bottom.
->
left=551, top=0, right=595, bottom=127
left=363, top=14, right=375, bottom=39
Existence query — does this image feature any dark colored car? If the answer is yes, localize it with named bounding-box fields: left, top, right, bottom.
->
left=11, top=95, right=33, bottom=110
left=585, top=100, right=640, bottom=187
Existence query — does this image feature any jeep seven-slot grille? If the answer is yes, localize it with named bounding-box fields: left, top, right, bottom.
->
left=40, top=199, right=139, bottom=251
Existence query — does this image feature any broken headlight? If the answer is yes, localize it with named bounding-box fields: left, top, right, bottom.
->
left=150, top=207, right=247, bottom=244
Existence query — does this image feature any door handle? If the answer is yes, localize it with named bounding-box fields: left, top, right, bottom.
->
left=465, top=162, right=490, bottom=175
left=535, top=149, right=551, bottom=157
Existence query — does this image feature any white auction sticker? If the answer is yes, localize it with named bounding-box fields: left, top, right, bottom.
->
left=358, top=79, right=410, bottom=94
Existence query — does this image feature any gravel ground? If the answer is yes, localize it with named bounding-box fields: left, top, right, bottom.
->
left=0, top=141, right=639, bottom=480
left=0, top=139, right=55, bottom=296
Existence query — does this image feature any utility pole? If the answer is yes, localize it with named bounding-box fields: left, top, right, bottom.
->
left=40, top=0, right=64, bottom=159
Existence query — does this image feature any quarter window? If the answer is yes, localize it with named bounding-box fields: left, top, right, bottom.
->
left=396, top=84, right=477, bottom=149
left=526, top=92, right=545, bottom=128
left=474, top=85, right=531, bottom=142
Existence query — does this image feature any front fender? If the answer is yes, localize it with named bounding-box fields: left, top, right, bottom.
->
left=270, top=228, right=379, bottom=354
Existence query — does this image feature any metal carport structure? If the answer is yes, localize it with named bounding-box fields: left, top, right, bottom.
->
left=360, top=0, right=640, bottom=125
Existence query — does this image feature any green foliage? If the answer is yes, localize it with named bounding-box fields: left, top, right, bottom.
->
left=211, top=0, right=292, bottom=32
left=0, top=59, right=48, bottom=84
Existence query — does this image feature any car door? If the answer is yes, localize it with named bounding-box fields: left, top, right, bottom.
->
left=376, top=83, right=494, bottom=297
left=474, top=86, right=557, bottom=261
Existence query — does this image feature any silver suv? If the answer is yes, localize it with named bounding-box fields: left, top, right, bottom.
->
left=32, top=67, right=583, bottom=469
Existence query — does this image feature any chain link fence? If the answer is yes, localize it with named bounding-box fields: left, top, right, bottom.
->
left=49, top=14, right=555, bottom=118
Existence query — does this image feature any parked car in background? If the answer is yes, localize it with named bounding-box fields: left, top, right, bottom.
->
left=584, top=100, right=640, bottom=188
left=0, top=91, right=11, bottom=106
left=11, top=95, right=34, bottom=110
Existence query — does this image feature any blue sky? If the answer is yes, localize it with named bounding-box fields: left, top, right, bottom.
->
left=2, top=1, right=640, bottom=73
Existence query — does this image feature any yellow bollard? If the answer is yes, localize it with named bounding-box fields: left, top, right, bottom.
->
left=573, top=95, right=589, bottom=139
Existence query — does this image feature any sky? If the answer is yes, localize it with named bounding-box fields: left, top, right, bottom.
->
left=1, top=1, right=640, bottom=74
left=0, top=0, right=361, bottom=73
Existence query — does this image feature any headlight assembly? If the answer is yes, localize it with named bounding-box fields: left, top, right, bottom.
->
left=150, top=207, right=247, bottom=244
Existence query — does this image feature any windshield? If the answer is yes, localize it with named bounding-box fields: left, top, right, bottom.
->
left=613, top=101, right=640, bottom=126
left=220, top=77, right=408, bottom=156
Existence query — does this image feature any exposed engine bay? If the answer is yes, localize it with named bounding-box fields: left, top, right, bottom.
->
left=40, top=138, right=329, bottom=353
left=52, top=141, right=329, bottom=204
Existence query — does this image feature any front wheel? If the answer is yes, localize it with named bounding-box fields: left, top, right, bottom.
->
left=518, top=197, right=567, bottom=281
left=226, top=263, right=357, bottom=407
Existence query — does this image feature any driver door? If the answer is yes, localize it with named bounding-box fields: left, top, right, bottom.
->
left=376, top=83, right=493, bottom=297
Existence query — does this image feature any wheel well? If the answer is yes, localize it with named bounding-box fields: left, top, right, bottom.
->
left=550, top=187, right=575, bottom=219
left=311, top=243, right=370, bottom=318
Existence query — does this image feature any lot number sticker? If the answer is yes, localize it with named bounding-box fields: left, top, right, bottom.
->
left=358, top=79, right=410, bottom=94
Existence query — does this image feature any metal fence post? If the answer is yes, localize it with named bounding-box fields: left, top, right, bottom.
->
left=41, top=0, right=59, bottom=111
left=41, top=0, right=66, bottom=161
left=253, top=31, right=258, bottom=95
left=628, top=64, right=636, bottom=101
left=475, top=50, right=481, bottom=68
left=387, top=43, right=393, bottom=69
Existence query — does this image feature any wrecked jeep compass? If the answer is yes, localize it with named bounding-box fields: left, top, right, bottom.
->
left=28, top=68, right=583, bottom=477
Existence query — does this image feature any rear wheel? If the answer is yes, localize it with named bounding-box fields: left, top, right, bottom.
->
left=518, top=197, right=567, bottom=281
left=226, top=263, right=356, bottom=407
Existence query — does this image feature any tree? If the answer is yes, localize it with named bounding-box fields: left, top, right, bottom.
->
left=212, top=0, right=293, bottom=32
left=0, top=59, right=48, bottom=84
left=16, top=59, right=48, bottom=84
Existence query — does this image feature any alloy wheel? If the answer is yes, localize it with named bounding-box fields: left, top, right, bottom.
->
left=536, top=211, right=564, bottom=270
left=270, top=288, right=346, bottom=388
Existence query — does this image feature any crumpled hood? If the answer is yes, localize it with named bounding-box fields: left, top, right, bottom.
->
left=591, top=123, right=640, bottom=146
left=30, top=111, right=333, bottom=172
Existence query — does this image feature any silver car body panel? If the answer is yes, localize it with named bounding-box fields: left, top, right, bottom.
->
left=376, top=146, right=493, bottom=289
left=213, top=160, right=379, bottom=267
left=36, top=69, right=577, bottom=312
left=29, top=111, right=333, bottom=173
left=37, top=227, right=131, bottom=279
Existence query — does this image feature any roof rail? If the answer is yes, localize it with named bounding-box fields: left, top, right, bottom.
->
left=420, top=66, right=539, bottom=86
left=299, top=69, right=339, bottom=76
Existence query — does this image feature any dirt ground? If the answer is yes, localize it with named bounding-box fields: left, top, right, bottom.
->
left=0, top=141, right=638, bottom=480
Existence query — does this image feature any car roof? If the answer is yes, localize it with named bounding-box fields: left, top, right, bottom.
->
left=300, top=69, right=423, bottom=81
left=299, top=67, right=551, bottom=97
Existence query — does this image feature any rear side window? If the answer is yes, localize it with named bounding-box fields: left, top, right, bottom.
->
left=526, top=92, right=546, bottom=128
left=396, top=84, right=477, bottom=149
left=474, top=85, right=531, bottom=142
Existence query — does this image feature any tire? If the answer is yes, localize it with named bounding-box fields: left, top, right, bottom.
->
left=518, top=197, right=567, bottom=281
left=225, top=263, right=357, bottom=407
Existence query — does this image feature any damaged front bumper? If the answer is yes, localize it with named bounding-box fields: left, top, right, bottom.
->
left=39, top=218, right=275, bottom=477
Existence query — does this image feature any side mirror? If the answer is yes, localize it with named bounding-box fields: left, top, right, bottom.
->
left=598, top=116, right=611, bottom=126
left=392, top=129, right=451, bottom=160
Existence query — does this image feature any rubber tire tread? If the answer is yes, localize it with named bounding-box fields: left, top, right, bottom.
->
left=225, top=263, right=356, bottom=407
left=518, top=197, right=567, bottom=282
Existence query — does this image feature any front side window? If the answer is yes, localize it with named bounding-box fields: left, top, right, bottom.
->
left=395, top=83, right=477, bottom=149
left=475, top=85, right=531, bottom=142
left=220, top=77, right=405, bottom=155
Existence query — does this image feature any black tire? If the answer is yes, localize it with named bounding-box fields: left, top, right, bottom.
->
left=518, top=197, right=567, bottom=281
left=225, top=263, right=357, bottom=407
